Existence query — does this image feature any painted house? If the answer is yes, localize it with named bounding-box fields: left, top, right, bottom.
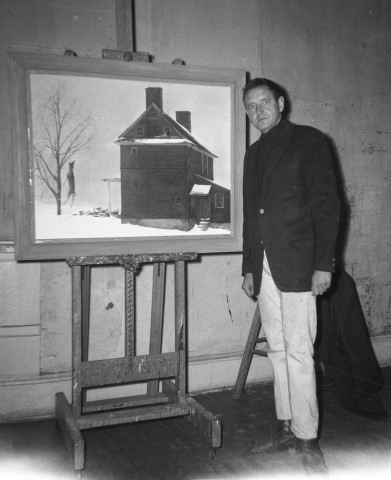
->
left=115, top=87, right=230, bottom=231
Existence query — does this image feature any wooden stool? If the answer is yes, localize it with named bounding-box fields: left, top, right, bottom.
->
left=55, top=253, right=222, bottom=477
left=232, top=303, right=269, bottom=399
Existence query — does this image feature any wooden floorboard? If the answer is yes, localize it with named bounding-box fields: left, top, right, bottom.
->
left=1, top=367, right=390, bottom=479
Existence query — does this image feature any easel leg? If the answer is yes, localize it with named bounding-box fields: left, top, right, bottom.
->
left=55, top=392, right=85, bottom=473
left=185, top=396, right=222, bottom=454
left=162, top=260, right=186, bottom=403
left=55, top=265, right=86, bottom=475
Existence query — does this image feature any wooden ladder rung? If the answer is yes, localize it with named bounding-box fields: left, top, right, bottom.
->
left=253, top=336, right=269, bottom=356
left=250, top=348, right=268, bottom=357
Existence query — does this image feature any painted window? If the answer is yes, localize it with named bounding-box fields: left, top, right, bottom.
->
left=215, top=193, right=224, bottom=208
left=202, top=154, right=209, bottom=175
left=175, top=196, right=183, bottom=206
left=163, top=126, right=171, bottom=136
left=131, top=147, right=137, bottom=155
left=133, top=182, right=138, bottom=189
left=208, top=156, right=213, bottom=178
left=136, top=126, right=144, bottom=136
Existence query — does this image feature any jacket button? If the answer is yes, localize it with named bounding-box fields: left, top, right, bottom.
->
left=260, top=209, right=265, bottom=214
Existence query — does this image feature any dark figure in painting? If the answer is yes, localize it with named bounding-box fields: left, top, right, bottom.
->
left=64, top=160, right=76, bottom=206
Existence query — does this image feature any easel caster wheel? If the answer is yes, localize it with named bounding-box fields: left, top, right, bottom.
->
left=75, top=470, right=83, bottom=479
left=209, top=447, right=217, bottom=460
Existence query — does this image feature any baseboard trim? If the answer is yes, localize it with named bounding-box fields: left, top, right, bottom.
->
left=1, top=334, right=390, bottom=422
left=0, top=373, right=72, bottom=423
left=187, top=350, right=273, bottom=393
left=371, top=334, right=391, bottom=367
left=0, top=372, right=70, bottom=387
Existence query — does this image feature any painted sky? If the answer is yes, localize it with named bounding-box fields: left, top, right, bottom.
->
left=30, top=73, right=232, bottom=214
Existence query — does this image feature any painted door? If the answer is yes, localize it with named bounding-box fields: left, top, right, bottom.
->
left=197, top=196, right=210, bottom=222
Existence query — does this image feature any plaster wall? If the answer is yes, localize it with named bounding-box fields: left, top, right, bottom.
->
left=0, top=0, right=390, bottom=420
left=258, top=0, right=391, bottom=336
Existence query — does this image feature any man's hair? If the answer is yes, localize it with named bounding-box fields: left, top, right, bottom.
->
left=242, top=78, right=285, bottom=103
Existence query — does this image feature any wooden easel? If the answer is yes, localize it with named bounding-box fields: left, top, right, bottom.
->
left=55, top=253, right=221, bottom=478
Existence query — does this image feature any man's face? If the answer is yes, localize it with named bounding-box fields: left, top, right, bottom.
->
left=244, top=86, right=284, bottom=134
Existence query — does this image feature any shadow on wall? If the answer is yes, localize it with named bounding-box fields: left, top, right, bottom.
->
left=326, top=136, right=350, bottom=268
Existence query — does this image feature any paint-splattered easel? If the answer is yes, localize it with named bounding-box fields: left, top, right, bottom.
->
left=55, top=252, right=221, bottom=478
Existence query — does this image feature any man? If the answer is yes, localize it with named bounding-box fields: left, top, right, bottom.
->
left=241, top=78, right=340, bottom=474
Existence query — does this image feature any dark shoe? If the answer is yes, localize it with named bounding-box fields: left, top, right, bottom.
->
left=249, top=419, right=296, bottom=453
left=295, top=438, right=328, bottom=475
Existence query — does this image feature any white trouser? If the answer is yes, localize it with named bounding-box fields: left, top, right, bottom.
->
left=258, top=254, right=318, bottom=439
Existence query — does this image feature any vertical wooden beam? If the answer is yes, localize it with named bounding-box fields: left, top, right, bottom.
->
left=116, top=0, right=134, bottom=51
left=72, top=266, right=83, bottom=417
left=175, top=261, right=186, bottom=401
left=81, top=266, right=91, bottom=362
left=147, top=262, right=166, bottom=397
left=81, top=265, right=91, bottom=408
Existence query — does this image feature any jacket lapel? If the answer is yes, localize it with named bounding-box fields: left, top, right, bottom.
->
left=248, top=138, right=262, bottom=208
left=261, top=120, right=294, bottom=194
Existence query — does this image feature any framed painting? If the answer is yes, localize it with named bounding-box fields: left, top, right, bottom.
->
left=9, top=52, right=246, bottom=260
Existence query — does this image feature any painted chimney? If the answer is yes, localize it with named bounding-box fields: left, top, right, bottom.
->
left=146, top=87, right=163, bottom=110
left=176, top=111, right=191, bottom=132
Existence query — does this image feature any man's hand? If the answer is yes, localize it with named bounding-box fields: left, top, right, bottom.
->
left=242, top=272, right=255, bottom=298
left=311, top=270, right=332, bottom=296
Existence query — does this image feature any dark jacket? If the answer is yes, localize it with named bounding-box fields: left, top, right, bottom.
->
left=317, top=268, right=387, bottom=418
left=242, top=120, right=340, bottom=294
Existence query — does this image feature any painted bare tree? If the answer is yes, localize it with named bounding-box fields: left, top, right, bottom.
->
left=33, top=83, right=93, bottom=215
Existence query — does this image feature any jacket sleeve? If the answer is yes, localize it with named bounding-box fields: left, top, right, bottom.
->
left=242, top=151, right=252, bottom=276
left=304, top=132, right=340, bottom=272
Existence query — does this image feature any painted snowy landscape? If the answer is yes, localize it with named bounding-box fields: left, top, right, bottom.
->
left=31, top=73, right=232, bottom=241
left=35, top=202, right=230, bottom=239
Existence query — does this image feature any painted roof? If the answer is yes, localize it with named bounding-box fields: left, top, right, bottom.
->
left=189, top=184, right=212, bottom=196
left=115, top=103, right=217, bottom=158
left=194, top=174, right=230, bottom=192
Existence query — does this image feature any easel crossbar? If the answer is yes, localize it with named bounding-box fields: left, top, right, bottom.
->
left=66, top=252, right=198, bottom=267
left=77, top=403, right=193, bottom=429
left=80, top=352, right=178, bottom=387
left=82, top=392, right=169, bottom=414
